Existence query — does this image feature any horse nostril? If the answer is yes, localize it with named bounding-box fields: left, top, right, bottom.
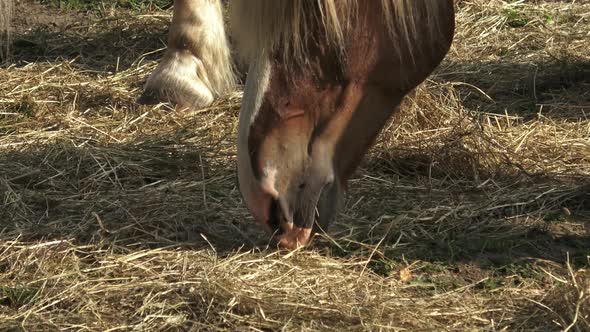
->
left=325, top=174, right=334, bottom=186
left=268, top=199, right=281, bottom=232
left=268, top=197, right=295, bottom=236
left=298, top=182, right=306, bottom=190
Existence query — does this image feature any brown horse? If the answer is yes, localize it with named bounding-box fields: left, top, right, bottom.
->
left=231, top=0, right=455, bottom=249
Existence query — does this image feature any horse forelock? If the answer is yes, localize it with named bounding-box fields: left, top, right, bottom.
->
left=229, top=0, right=448, bottom=67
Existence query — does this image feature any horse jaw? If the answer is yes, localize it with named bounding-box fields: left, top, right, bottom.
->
left=237, top=58, right=275, bottom=235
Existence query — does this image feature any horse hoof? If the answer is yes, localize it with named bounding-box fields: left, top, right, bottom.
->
left=140, top=51, right=215, bottom=109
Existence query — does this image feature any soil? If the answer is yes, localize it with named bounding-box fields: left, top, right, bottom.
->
left=11, top=0, right=86, bottom=35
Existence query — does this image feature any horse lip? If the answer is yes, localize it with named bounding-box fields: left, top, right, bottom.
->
left=276, top=224, right=313, bottom=249
left=267, top=198, right=283, bottom=234
left=266, top=176, right=333, bottom=248
left=267, top=194, right=318, bottom=235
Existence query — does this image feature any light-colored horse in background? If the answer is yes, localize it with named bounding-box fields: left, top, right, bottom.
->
left=0, top=0, right=235, bottom=108
left=137, top=0, right=236, bottom=108
left=0, top=0, right=455, bottom=249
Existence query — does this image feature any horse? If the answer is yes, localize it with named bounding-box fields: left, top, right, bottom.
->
left=0, top=0, right=11, bottom=61
left=138, top=0, right=236, bottom=109
left=230, top=0, right=455, bottom=249
left=1, top=0, right=455, bottom=249
left=0, top=0, right=236, bottom=108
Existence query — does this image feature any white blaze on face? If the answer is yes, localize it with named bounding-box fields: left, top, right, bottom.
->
left=237, top=56, right=272, bottom=223
left=260, top=163, right=279, bottom=199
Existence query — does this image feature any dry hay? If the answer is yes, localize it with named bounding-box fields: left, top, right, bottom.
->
left=0, top=0, right=589, bottom=331
left=543, top=264, right=590, bottom=330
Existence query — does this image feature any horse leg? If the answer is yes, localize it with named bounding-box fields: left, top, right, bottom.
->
left=139, top=0, right=235, bottom=109
left=0, top=0, right=13, bottom=62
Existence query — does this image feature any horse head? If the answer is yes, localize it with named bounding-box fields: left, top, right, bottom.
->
left=233, top=0, right=455, bottom=249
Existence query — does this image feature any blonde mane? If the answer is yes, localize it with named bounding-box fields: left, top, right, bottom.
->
left=229, top=0, right=447, bottom=64
left=0, top=0, right=13, bottom=62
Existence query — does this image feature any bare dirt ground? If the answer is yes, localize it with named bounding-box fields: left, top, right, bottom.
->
left=0, top=1, right=589, bottom=331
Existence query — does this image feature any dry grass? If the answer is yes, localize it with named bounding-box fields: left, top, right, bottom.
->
left=0, top=0, right=589, bottom=331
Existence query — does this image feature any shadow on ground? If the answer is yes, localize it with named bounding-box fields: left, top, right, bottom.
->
left=1, top=133, right=587, bottom=262
left=326, top=147, right=590, bottom=267
left=0, top=136, right=268, bottom=255
left=6, top=0, right=169, bottom=72
left=436, top=58, right=590, bottom=121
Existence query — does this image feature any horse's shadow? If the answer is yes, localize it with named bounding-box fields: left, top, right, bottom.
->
left=435, top=58, right=590, bottom=121
left=320, top=152, right=589, bottom=329
left=327, top=147, right=590, bottom=265
left=1, top=132, right=587, bottom=261
left=0, top=135, right=272, bottom=256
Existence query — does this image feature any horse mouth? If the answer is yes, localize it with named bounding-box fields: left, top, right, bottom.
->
left=267, top=198, right=317, bottom=250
